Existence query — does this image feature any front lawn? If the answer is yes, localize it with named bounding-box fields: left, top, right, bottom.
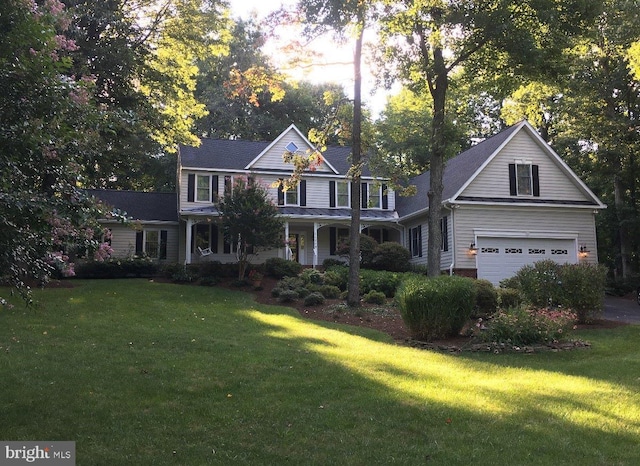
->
left=1, top=279, right=639, bottom=465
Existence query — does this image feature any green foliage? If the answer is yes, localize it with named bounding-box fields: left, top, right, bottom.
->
left=473, top=279, right=499, bottom=318
left=265, top=257, right=303, bottom=279
left=304, top=292, right=325, bottom=307
left=278, top=289, right=299, bottom=303
left=396, top=275, right=476, bottom=341
left=72, top=259, right=158, bottom=279
left=217, top=178, right=284, bottom=279
left=335, top=234, right=378, bottom=268
left=370, top=242, right=411, bottom=272
left=322, top=258, right=346, bottom=269
left=322, top=265, right=349, bottom=290
left=498, top=288, right=523, bottom=310
left=479, top=307, right=578, bottom=346
left=511, top=260, right=607, bottom=323
left=199, top=276, right=218, bottom=287
left=363, top=291, right=386, bottom=305
left=300, top=268, right=324, bottom=285
left=319, top=285, right=342, bottom=299
left=360, top=269, right=406, bottom=298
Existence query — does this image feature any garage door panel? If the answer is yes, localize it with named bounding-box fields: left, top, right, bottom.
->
left=477, top=237, right=576, bottom=285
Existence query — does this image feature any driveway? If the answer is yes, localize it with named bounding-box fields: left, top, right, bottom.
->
left=603, top=295, right=640, bottom=324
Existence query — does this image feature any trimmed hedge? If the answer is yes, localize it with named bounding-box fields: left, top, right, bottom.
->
left=74, top=258, right=158, bottom=278
left=397, top=275, right=476, bottom=341
left=265, top=257, right=303, bottom=279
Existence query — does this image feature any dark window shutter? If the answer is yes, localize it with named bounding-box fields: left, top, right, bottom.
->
left=224, top=175, right=232, bottom=196
left=211, top=225, right=218, bottom=253
left=187, top=174, right=195, bottom=202
left=300, top=180, right=307, bottom=206
left=211, top=175, right=219, bottom=201
left=361, top=183, right=368, bottom=209
left=160, top=230, right=168, bottom=259
left=330, top=227, right=336, bottom=255
left=383, top=229, right=389, bottom=243
left=277, top=179, right=284, bottom=205
left=418, top=225, right=423, bottom=257
left=329, top=181, right=336, bottom=207
left=509, top=164, right=517, bottom=196
left=440, top=217, right=449, bottom=252
left=135, top=231, right=143, bottom=255
left=382, top=183, right=388, bottom=209
left=224, top=235, right=231, bottom=254
left=532, top=165, right=540, bottom=197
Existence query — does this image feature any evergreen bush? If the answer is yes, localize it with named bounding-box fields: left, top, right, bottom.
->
left=396, top=275, right=476, bottom=341
left=265, top=257, right=303, bottom=278
left=303, top=292, right=325, bottom=306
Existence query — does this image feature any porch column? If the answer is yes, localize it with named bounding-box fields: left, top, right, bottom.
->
left=313, top=222, right=319, bottom=269
left=284, top=222, right=290, bottom=260
left=185, top=218, right=193, bottom=265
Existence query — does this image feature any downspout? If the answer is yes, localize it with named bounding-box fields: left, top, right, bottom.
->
left=444, top=202, right=455, bottom=275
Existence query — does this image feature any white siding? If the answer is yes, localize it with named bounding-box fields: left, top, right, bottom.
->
left=462, top=131, right=589, bottom=202
left=250, top=131, right=335, bottom=172
left=453, top=205, right=599, bottom=270
left=106, top=223, right=179, bottom=263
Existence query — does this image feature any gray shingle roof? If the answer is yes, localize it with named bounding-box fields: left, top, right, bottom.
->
left=86, top=189, right=178, bottom=222
left=395, top=124, right=521, bottom=217
left=179, top=139, right=373, bottom=177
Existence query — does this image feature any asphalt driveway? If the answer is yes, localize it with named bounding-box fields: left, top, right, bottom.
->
left=603, top=295, right=640, bottom=324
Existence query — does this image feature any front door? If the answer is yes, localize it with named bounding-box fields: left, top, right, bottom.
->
left=288, top=233, right=306, bottom=265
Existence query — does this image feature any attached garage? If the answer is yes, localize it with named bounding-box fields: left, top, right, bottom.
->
left=476, top=235, right=578, bottom=285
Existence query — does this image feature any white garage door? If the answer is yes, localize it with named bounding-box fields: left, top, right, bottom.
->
left=477, top=237, right=577, bottom=285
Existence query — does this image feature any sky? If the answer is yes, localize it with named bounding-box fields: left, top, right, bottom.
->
left=226, top=0, right=392, bottom=117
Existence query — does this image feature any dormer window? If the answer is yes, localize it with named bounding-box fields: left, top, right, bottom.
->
left=285, top=141, right=299, bottom=153
left=509, top=163, right=540, bottom=197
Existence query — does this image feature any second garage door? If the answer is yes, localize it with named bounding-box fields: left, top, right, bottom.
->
left=476, top=236, right=577, bottom=285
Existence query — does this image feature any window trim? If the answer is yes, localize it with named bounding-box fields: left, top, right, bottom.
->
left=195, top=174, right=211, bottom=202
left=409, top=225, right=422, bottom=258
left=516, top=162, right=533, bottom=196
left=336, top=181, right=350, bottom=207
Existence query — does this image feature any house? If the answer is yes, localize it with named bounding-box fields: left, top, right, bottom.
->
left=86, top=189, right=180, bottom=263
left=91, top=120, right=605, bottom=285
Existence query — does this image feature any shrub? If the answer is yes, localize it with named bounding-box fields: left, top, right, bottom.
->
left=473, top=279, right=498, bottom=318
left=370, top=242, right=411, bottom=272
left=199, top=276, right=218, bottom=286
left=557, top=263, right=607, bottom=323
left=74, top=258, right=158, bottom=279
left=323, top=265, right=349, bottom=290
left=264, top=257, right=303, bottom=279
left=278, top=289, right=298, bottom=303
left=300, top=268, right=323, bottom=285
left=479, top=307, right=578, bottom=346
left=514, top=260, right=561, bottom=308
left=304, top=292, right=325, bottom=306
left=360, top=269, right=406, bottom=298
left=363, top=290, right=386, bottom=305
left=498, top=288, right=522, bottom=309
left=319, top=285, right=341, bottom=299
left=396, top=275, right=476, bottom=341
left=335, top=234, right=378, bottom=268
left=172, top=268, right=195, bottom=283
left=322, top=258, right=346, bottom=269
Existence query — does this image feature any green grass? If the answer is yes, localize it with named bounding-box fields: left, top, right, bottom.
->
left=1, top=279, right=639, bottom=465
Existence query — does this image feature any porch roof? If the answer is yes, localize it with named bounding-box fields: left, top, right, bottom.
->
left=180, top=206, right=398, bottom=222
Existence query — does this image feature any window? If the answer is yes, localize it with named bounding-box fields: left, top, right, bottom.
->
left=440, top=216, right=449, bottom=252
left=517, top=164, right=532, bottom=195
left=337, top=181, right=350, bottom=207
left=136, top=229, right=168, bottom=259
left=285, top=185, right=299, bottom=205
left=361, top=182, right=388, bottom=209
left=409, top=225, right=422, bottom=258
left=363, top=227, right=389, bottom=244
left=329, top=227, right=350, bottom=255
left=509, top=163, right=539, bottom=197
left=285, top=141, right=299, bottom=152
left=193, top=224, right=218, bottom=253
left=196, top=175, right=210, bottom=202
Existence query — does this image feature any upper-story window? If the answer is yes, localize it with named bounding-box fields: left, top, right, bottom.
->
left=509, top=162, right=539, bottom=197
left=286, top=141, right=299, bottom=153
left=278, top=178, right=307, bottom=207
left=329, top=180, right=350, bottom=207
left=361, top=182, right=388, bottom=209
left=196, top=175, right=211, bottom=202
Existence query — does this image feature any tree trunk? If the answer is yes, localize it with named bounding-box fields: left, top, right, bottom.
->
left=614, top=173, right=632, bottom=278
left=347, top=25, right=364, bottom=307
left=426, top=47, right=448, bottom=277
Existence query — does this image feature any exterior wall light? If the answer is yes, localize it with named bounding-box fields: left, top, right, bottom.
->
left=578, top=245, right=590, bottom=258
left=469, top=242, right=478, bottom=255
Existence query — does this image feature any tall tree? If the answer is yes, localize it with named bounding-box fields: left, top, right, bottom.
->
left=0, top=0, right=112, bottom=303
left=377, top=0, right=602, bottom=276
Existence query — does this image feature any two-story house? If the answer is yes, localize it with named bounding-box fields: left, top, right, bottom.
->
left=91, top=120, right=605, bottom=285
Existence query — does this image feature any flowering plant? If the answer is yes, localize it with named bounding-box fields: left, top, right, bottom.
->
left=478, top=307, right=578, bottom=346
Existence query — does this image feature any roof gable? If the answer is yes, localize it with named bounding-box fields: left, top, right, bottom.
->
left=245, top=124, right=339, bottom=174
left=396, top=121, right=605, bottom=218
